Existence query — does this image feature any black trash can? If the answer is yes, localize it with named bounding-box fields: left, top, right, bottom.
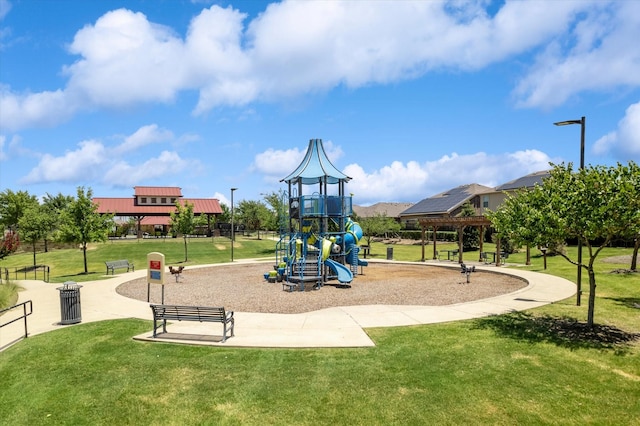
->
left=386, top=247, right=393, bottom=260
left=57, top=281, right=82, bottom=325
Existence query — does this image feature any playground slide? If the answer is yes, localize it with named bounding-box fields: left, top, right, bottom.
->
left=324, top=258, right=353, bottom=284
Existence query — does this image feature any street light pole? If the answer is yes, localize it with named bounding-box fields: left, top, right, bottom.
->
left=554, top=116, right=585, bottom=306
left=230, top=188, right=237, bottom=262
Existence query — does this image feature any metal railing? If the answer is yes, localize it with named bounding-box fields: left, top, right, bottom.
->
left=1, top=265, right=50, bottom=283
left=0, top=300, right=33, bottom=342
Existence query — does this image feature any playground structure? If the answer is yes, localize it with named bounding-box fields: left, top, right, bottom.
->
left=265, top=139, right=368, bottom=290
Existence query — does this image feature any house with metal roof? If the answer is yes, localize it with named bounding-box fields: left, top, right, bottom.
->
left=399, top=183, right=492, bottom=229
left=478, top=170, right=550, bottom=214
left=93, top=186, right=223, bottom=237
left=398, top=170, right=550, bottom=228
left=352, top=202, right=414, bottom=221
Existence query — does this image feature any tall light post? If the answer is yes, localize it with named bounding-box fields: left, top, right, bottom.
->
left=230, top=188, right=237, bottom=262
left=554, top=116, right=585, bottom=306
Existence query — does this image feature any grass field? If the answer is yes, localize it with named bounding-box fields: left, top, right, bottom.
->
left=1, top=236, right=639, bottom=425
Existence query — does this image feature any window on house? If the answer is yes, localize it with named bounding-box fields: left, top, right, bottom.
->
left=141, top=197, right=147, bottom=204
left=482, top=195, right=489, bottom=208
left=151, top=198, right=157, bottom=204
left=171, top=198, right=177, bottom=203
left=161, top=198, right=167, bottom=204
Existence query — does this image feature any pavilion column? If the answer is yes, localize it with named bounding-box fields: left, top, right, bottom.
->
left=458, top=226, right=464, bottom=264
left=478, top=225, right=484, bottom=261
left=433, top=226, right=439, bottom=260
left=421, top=225, right=426, bottom=262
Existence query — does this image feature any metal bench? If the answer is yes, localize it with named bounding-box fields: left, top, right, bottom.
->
left=105, top=259, right=134, bottom=275
left=149, top=304, right=235, bottom=342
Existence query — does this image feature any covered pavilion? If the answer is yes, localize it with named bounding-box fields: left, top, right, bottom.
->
left=418, top=216, right=501, bottom=265
left=93, top=186, right=223, bottom=237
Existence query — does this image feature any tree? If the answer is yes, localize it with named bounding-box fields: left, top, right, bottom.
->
left=236, top=200, right=270, bottom=239
left=262, top=191, right=287, bottom=231
left=18, top=204, right=56, bottom=266
left=170, top=201, right=195, bottom=262
left=58, top=187, right=114, bottom=274
left=0, top=231, right=19, bottom=260
left=489, top=162, right=640, bottom=327
left=41, top=192, right=74, bottom=252
left=0, top=189, right=39, bottom=232
left=218, top=203, right=231, bottom=224
left=359, top=213, right=401, bottom=246
left=631, top=237, right=639, bottom=271
left=459, top=202, right=480, bottom=251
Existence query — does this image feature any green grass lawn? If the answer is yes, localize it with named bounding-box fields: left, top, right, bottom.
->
left=1, top=237, right=639, bottom=425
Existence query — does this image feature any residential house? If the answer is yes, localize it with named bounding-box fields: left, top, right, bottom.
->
left=399, top=183, right=492, bottom=229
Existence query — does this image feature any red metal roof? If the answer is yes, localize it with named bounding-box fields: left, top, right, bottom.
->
left=140, top=216, right=171, bottom=226
left=93, top=197, right=222, bottom=216
left=133, top=186, right=183, bottom=197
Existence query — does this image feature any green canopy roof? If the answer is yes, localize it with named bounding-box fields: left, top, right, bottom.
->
left=281, top=139, right=351, bottom=185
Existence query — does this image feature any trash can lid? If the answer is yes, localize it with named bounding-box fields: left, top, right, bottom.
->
left=57, top=281, right=83, bottom=290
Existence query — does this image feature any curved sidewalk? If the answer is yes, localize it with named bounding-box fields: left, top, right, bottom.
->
left=1, top=261, right=575, bottom=351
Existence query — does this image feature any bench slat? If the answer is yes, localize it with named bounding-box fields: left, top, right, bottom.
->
left=150, top=304, right=234, bottom=342
left=105, top=259, right=134, bottom=275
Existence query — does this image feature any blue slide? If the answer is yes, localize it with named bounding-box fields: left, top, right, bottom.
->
left=324, top=258, right=353, bottom=284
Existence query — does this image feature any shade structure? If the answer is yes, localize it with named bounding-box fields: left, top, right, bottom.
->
left=281, top=139, right=351, bottom=185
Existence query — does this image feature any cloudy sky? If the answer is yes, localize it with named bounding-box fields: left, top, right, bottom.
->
left=1, top=0, right=639, bottom=207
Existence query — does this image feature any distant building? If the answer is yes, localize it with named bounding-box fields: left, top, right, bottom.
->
left=478, top=170, right=550, bottom=214
left=93, top=186, right=223, bottom=237
left=398, top=171, right=550, bottom=228
left=352, top=202, right=414, bottom=222
left=399, top=183, right=492, bottom=229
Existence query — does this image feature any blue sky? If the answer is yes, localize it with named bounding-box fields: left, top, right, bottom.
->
left=1, top=0, right=639, bottom=208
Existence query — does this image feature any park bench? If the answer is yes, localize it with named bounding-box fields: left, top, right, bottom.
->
left=149, top=304, right=235, bottom=342
left=105, top=259, right=134, bottom=275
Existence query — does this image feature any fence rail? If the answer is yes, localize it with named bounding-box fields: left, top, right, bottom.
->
left=1, top=265, right=50, bottom=283
left=0, top=300, right=33, bottom=343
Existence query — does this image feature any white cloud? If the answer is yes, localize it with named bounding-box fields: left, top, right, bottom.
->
left=0, top=0, right=11, bottom=20
left=4, top=1, right=634, bottom=131
left=17, top=126, right=200, bottom=187
left=594, top=101, right=640, bottom=159
left=114, top=124, right=174, bottom=154
left=0, top=133, right=30, bottom=161
left=213, top=191, right=229, bottom=208
left=64, top=9, right=187, bottom=108
left=21, top=140, right=107, bottom=184
left=0, top=87, right=79, bottom=132
left=344, top=149, right=554, bottom=204
left=102, top=151, right=191, bottom=186
left=252, top=140, right=343, bottom=180
left=514, top=1, right=640, bottom=109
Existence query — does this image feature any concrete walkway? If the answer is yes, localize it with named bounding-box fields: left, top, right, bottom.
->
left=0, top=261, right=576, bottom=351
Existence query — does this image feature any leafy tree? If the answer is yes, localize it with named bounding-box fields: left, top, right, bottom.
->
left=0, top=189, right=39, bottom=232
left=459, top=202, right=480, bottom=251
left=18, top=204, right=56, bottom=266
left=489, top=162, right=640, bottom=327
left=0, top=231, right=20, bottom=260
left=58, top=187, right=114, bottom=274
left=218, top=203, right=231, bottom=224
left=359, top=213, right=401, bottom=246
left=170, top=201, right=195, bottom=262
left=262, top=191, right=287, bottom=231
left=236, top=200, right=270, bottom=239
left=41, top=192, right=74, bottom=252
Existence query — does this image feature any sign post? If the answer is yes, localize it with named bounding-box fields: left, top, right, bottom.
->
left=147, top=252, right=166, bottom=303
